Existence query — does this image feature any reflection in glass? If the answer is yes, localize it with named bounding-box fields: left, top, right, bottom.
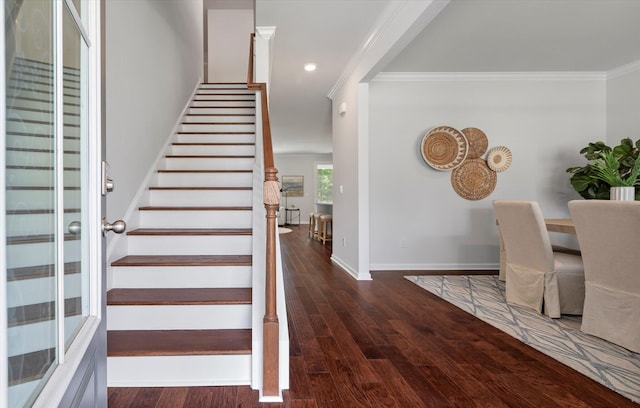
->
left=63, top=0, right=89, bottom=350
left=5, top=0, right=57, bottom=406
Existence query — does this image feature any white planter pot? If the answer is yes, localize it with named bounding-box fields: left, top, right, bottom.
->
left=610, top=186, right=635, bottom=201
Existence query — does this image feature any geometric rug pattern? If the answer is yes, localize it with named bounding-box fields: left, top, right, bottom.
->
left=405, top=275, right=640, bottom=404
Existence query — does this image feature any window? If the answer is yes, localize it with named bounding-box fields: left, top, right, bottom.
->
left=316, top=163, right=333, bottom=204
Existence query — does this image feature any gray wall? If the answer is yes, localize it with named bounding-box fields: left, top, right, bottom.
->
left=105, top=0, right=203, bottom=255
left=368, top=75, right=607, bottom=270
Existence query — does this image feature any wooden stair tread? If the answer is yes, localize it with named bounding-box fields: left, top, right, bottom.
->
left=107, top=288, right=252, bottom=305
left=138, top=206, right=252, bottom=211
left=7, top=262, right=81, bottom=281
left=127, top=228, right=252, bottom=236
left=157, top=169, right=252, bottom=173
left=172, top=142, right=255, bottom=146
left=149, top=186, right=251, bottom=190
left=165, top=155, right=255, bottom=158
left=181, top=122, right=255, bottom=125
left=107, top=329, right=251, bottom=357
left=176, top=131, right=254, bottom=135
left=111, top=254, right=252, bottom=267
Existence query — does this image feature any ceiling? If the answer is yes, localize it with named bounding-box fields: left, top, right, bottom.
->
left=252, top=0, right=640, bottom=155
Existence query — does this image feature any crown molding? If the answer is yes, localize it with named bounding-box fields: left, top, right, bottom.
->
left=607, top=59, right=640, bottom=80
left=372, top=71, right=607, bottom=82
left=255, top=26, right=276, bottom=40
left=328, top=0, right=450, bottom=100
left=328, top=1, right=407, bottom=100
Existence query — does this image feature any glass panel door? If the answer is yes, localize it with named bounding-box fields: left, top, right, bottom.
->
left=5, top=1, right=58, bottom=405
left=4, top=0, right=93, bottom=405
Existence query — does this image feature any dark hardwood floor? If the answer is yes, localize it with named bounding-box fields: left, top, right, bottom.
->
left=108, top=225, right=638, bottom=407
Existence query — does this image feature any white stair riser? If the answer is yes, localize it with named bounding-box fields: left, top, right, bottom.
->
left=193, top=94, right=254, bottom=101
left=6, top=190, right=80, bottom=211
left=176, top=133, right=255, bottom=144
left=7, top=274, right=81, bottom=307
left=6, top=241, right=80, bottom=269
left=7, top=168, right=80, bottom=188
left=10, top=62, right=78, bottom=76
left=111, top=265, right=252, bottom=288
left=200, top=83, right=247, bottom=88
left=164, top=157, right=254, bottom=171
left=107, top=304, right=251, bottom=330
left=197, top=90, right=253, bottom=96
left=171, top=144, right=255, bottom=156
left=6, top=212, right=80, bottom=237
left=6, top=89, right=80, bottom=103
left=188, top=107, right=255, bottom=115
left=8, top=81, right=81, bottom=96
left=7, top=315, right=83, bottom=357
left=107, top=355, right=251, bottom=387
left=179, top=123, right=255, bottom=133
left=139, top=210, right=252, bottom=229
left=8, top=99, right=79, bottom=113
left=6, top=151, right=80, bottom=167
left=7, top=109, right=81, bottom=125
left=198, top=84, right=255, bottom=94
left=155, top=172, right=253, bottom=187
left=128, top=235, right=252, bottom=255
left=183, top=115, right=255, bottom=124
left=149, top=189, right=252, bottom=207
left=6, top=122, right=80, bottom=137
left=191, top=100, right=254, bottom=108
left=6, top=135, right=81, bottom=151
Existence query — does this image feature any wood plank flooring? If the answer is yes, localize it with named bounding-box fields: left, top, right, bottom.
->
left=108, top=225, right=639, bottom=407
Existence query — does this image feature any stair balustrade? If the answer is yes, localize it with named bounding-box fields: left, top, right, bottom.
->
left=247, top=33, right=281, bottom=398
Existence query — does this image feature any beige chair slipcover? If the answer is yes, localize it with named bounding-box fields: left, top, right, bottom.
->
left=493, top=200, right=585, bottom=318
left=569, top=200, right=640, bottom=353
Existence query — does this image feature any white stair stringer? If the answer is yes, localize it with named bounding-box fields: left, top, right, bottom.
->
left=107, top=83, right=259, bottom=387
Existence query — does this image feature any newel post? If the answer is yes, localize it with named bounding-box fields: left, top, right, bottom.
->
left=263, top=167, right=280, bottom=396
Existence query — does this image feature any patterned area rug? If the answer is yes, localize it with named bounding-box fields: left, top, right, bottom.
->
left=405, top=275, right=640, bottom=404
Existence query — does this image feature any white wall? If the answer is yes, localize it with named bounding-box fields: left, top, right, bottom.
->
left=368, top=75, right=606, bottom=270
left=331, top=80, right=365, bottom=278
left=105, top=0, right=203, bottom=246
left=208, top=9, right=253, bottom=82
left=607, top=67, right=640, bottom=145
left=274, top=153, right=332, bottom=224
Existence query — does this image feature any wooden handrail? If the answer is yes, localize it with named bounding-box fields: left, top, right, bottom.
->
left=247, top=33, right=280, bottom=397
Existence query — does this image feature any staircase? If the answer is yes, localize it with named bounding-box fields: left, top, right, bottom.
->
left=106, top=83, right=259, bottom=386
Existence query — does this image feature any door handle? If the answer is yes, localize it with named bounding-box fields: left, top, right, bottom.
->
left=68, top=221, right=82, bottom=235
left=102, top=218, right=126, bottom=235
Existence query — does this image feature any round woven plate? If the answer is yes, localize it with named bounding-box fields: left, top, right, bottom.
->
left=461, top=127, right=489, bottom=159
left=421, top=126, right=469, bottom=171
left=486, top=146, right=512, bottom=172
left=451, top=158, right=497, bottom=200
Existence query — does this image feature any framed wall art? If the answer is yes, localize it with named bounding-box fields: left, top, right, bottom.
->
left=281, top=175, right=304, bottom=197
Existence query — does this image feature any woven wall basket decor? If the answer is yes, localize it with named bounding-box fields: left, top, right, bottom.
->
left=486, top=146, right=512, bottom=172
left=461, top=127, right=489, bottom=159
left=421, top=126, right=469, bottom=171
left=451, top=158, right=497, bottom=200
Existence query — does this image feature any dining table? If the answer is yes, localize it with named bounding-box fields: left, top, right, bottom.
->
left=497, top=218, right=576, bottom=280
left=544, top=218, right=575, bottom=234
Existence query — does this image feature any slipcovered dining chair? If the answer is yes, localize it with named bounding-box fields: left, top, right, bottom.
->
left=493, top=200, right=585, bottom=318
left=569, top=200, right=640, bottom=353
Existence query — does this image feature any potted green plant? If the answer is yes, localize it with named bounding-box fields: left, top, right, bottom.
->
left=566, top=138, right=640, bottom=200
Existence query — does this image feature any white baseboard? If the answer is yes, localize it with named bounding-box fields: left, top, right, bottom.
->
left=330, top=255, right=372, bottom=281
left=369, top=263, right=499, bottom=271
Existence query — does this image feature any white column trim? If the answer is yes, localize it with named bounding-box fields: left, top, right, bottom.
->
left=357, top=84, right=372, bottom=280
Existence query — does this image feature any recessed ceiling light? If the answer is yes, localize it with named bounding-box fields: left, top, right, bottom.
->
left=304, top=63, right=317, bottom=72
